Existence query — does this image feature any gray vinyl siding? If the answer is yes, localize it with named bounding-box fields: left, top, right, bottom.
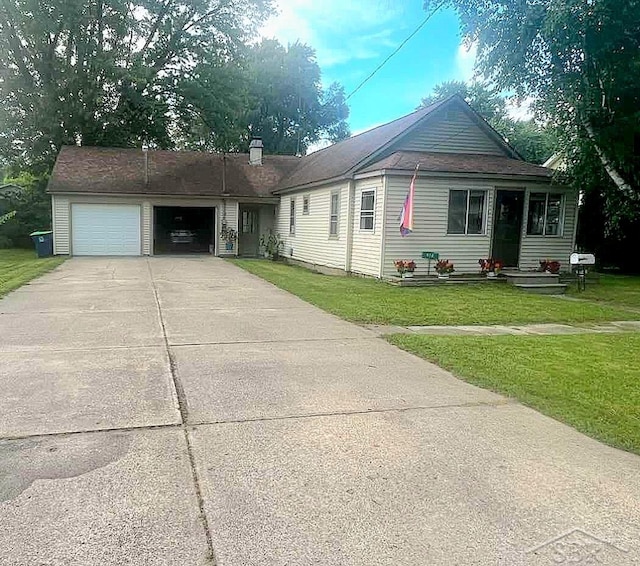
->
left=518, top=188, right=579, bottom=270
left=394, top=108, right=506, bottom=156
left=52, top=195, right=70, bottom=254
left=382, top=176, right=577, bottom=276
left=383, top=176, right=493, bottom=276
left=142, top=202, right=152, bottom=255
left=350, top=177, right=385, bottom=277
left=275, top=181, right=349, bottom=269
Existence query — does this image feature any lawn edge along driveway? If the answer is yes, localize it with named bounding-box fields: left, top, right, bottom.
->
left=0, top=249, right=66, bottom=298
left=387, top=332, right=640, bottom=455
left=231, top=259, right=635, bottom=326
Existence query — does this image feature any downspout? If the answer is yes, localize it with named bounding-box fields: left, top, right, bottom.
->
left=345, top=178, right=355, bottom=273
left=378, top=174, right=388, bottom=278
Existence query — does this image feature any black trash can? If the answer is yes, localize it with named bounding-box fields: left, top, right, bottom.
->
left=30, top=231, right=54, bottom=258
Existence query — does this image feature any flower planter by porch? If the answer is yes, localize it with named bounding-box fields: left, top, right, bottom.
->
left=402, top=272, right=414, bottom=279
left=437, top=273, right=450, bottom=280
left=225, top=242, right=234, bottom=251
left=487, top=271, right=497, bottom=278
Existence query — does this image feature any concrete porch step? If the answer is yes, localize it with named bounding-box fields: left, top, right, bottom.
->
left=504, top=272, right=560, bottom=285
left=514, top=283, right=568, bottom=295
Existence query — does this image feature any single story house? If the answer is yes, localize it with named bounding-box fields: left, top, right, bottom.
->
left=48, top=95, right=578, bottom=275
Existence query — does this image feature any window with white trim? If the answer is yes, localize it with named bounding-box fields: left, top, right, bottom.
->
left=303, top=195, right=310, bottom=215
left=527, top=192, right=563, bottom=236
left=359, top=190, right=375, bottom=231
left=329, top=191, right=340, bottom=236
left=289, top=198, right=296, bottom=235
left=447, top=189, right=486, bottom=235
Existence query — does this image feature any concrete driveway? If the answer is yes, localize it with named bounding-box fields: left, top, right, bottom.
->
left=0, top=257, right=638, bottom=565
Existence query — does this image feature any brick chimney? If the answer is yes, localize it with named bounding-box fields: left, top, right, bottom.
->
left=249, top=137, right=264, bottom=166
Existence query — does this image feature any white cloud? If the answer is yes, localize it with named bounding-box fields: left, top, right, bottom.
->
left=260, top=0, right=404, bottom=69
left=455, top=41, right=478, bottom=81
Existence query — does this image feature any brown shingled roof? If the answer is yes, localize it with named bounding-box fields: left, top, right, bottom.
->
left=47, top=146, right=300, bottom=197
left=274, top=99, right=450, bottom=192
left=358, top=151, right=553, bottom=178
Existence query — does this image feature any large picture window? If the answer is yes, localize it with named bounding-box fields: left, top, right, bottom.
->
left=289, top=198, right=295, bottom=235
left=329, top=191, right=340, bottom=236
left=447, top=189, right=486, bottom=235
left=360, top=190, right=375, bottom=231
left=527, top=193, right=563, bottom=236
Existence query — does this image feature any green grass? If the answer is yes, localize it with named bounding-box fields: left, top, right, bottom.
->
left=232, top=259, right=634, bottom=326
left=567, top=274, right=640, bottom=310
left=387, top=333, right=640, bottom=453
left=0, top=249, right=65, bottom=298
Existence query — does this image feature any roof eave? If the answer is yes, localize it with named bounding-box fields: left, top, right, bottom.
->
left=356, top=168, right=555, bottom=184
left=47, top=189, right=280, bottom=202
left=272, top=174, right=350, bottom=195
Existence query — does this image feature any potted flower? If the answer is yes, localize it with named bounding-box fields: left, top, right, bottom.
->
left=540, top=259, right=561, bottom=274
left=394, top=259, right=416, bottom=279
left=220, top=224, right=238, bottom=251
left=259, top=230, right=284, bottom=260
left=435, top=259, right=455, bottom=279
left=478, top=258, right=503, bottom=278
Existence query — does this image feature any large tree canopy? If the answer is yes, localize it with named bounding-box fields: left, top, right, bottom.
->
left=0, top=0, right=273, bottom=169
left=420, top=80, right=555, bottom=164
left=245, top=40, right=350, bottom=155
left=179, top=39, right=351, bottom=154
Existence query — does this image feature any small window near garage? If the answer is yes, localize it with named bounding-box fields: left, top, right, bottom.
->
left=289, top=198, right=296, bottom=235
left=329, top=191, right=340, bottom=236
left=242, top=209, right=256, bottom=233
left=447, top=189, right=486, bottom=235
left=360, top=190, right=375, bottom=231
left=527, top=192, right=563, bottom=236
left=302, top=195, right=310, bottom=215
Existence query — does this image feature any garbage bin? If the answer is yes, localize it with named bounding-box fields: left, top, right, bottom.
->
left=30, top=231, right=54, bottom=258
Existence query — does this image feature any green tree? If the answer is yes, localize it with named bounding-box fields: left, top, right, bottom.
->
left=0, top=172, right=51, bottom=248
left=243, top=40, right=350, bottom=155
left=0, top=0, right=273, bottom=169
left=424, top=0, right=640, bottom=204
left=420, top=80, right=554, bottom=164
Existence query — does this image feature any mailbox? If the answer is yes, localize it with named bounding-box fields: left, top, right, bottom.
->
left=570, top=253, right=596, bottom=266
left=570, top=253, right=595, bottom=291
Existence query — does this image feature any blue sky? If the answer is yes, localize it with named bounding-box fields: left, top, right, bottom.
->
left=260, top=0, right=477, bottom=136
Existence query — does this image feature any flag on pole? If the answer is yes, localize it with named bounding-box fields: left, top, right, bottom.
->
left=400, top=164, right=419, bottom=237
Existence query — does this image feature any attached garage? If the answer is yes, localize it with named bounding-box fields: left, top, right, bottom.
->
left=47, top=146, right=297, bottom=257
left=71, top=203, right=141, bottom=256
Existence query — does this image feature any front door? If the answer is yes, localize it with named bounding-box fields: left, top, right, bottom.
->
left=492, top=190, right=524, bottom=267
left=238, top=206, right=260, bottom=257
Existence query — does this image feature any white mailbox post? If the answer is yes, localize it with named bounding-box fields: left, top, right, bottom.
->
left=570, top=253, right=596, bottom=291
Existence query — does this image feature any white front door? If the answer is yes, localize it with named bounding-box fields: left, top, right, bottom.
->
left=71, top=204, right=141, bottom=256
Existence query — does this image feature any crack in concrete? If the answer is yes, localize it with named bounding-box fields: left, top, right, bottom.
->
left=187, top=399, right=517, bottom=428
left=147, top=259, right=217, bottom=565
left=0, top=398, right=516, bottom=443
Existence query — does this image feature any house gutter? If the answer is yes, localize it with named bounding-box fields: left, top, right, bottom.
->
left=273, top=175, right=349, bottom=195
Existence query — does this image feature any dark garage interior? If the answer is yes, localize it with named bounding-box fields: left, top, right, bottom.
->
left=153, top=206, right=215, bottom=254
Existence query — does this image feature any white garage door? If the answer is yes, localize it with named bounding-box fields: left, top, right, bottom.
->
left=72, top=204, right=141, bottom=256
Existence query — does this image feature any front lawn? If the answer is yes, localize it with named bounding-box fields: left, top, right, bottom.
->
left=567, top=274, right=640, bottom=310
left=232, top=260, right=634, bottom=326
left=387, top=333, right=640, bottom=454
left=0, top=249, right=65, bottom=298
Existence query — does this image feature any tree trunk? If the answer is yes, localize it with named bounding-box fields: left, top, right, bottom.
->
left=581, top=118, right=635, bottom=197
